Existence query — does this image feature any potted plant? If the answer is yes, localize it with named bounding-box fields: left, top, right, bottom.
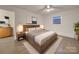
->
left=74, top=22, right=79, bottom=35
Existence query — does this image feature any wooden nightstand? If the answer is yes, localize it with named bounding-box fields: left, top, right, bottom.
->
left=16, top=32, right=26, bottom=41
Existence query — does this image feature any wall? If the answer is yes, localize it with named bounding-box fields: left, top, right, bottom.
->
left=0, top=6, right=44, bottom=27
left=0, top=6, right=44, bottom=39
left=0, top=9, right=16, bottom=39
left=14, top=8, right=44, bottom=25
left=1, top=6, right=78, bottom=38
left=44, top=9, right=79, bottom=38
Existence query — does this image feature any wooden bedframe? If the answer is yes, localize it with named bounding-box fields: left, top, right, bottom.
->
left=27, top=33, right=57, bottom=54
left=23, top=24, right=58, bottom=53
left=23, top=24, right=40, bottom=32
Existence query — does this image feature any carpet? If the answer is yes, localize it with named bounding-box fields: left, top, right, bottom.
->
left=55, top=37, right=79, bottom=54
left=23, top=37, right=62, bottom=54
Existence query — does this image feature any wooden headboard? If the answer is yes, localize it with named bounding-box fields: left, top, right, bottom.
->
left=23, top=24, right=40, bottom=32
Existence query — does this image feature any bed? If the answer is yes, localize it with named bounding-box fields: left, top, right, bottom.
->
left=26, top=29, right=57, bottom=53
left=23, top=24, right=57, bottom=53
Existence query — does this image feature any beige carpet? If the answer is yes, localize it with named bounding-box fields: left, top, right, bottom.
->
left=55, top=37, right=79, bottom=54
left=23, top=37, right=62, bottom=54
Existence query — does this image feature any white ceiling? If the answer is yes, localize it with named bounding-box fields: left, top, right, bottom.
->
left=11, top=5, right=79, bottom=15
left=0, top=5, right=79, bottom=15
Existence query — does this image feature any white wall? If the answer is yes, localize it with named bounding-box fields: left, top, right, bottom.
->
left=0, top=6, right=44, bottom=28
left=14, top=8, right=43, bottom=25
left=1, top=6, right=79, bottom=38
left=0, top=6, right=44, bottom=39
left=44, top=9, right=79, bottom=38
left=0, top=9, right=16, bottom=39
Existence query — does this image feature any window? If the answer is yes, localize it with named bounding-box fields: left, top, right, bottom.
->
left=53, top=16, right=62, bottom=24
left=32, top=16, right=37, bottom=24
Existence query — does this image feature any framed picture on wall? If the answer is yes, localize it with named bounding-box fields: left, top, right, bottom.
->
left=0, top=16, right=10, bottom=27
left=0, top=19, right=9, bottom=27
left=52, top=16, right=62, bottom=24
left=32, top=16, right=37, bottom=24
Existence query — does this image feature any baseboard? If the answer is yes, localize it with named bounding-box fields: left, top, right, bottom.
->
left=0, top=35, right=13, bottom=38
left=58, top=35, right=74, bottom=39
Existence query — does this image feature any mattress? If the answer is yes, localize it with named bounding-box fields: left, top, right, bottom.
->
left=35, top=31, right=56, bottom=45
left=27, top=29, right=56, bottom=46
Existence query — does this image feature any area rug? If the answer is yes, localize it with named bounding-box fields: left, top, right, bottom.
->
left=23, top=37, right=62, bottom=54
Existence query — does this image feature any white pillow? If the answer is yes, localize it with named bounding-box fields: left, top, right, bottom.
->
left=29, top=28, right=36, bottom=32
left=36, top=27, right=41, bottom=30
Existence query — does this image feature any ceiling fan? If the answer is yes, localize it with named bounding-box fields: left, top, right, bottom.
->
left=43, top=5, right=54, bottom=12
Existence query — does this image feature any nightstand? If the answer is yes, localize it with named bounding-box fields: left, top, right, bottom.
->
left=16, top=32, right=26, bottom=41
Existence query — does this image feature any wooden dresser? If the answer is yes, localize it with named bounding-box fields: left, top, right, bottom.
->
left=0, top=27, right=13, bottom=38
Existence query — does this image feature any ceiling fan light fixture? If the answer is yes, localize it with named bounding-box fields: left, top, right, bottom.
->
left=47, top=5, right=50, bottom=8
left=44, top=8, right=54, bottom=12
left=43, top=5, right=54, bottom=12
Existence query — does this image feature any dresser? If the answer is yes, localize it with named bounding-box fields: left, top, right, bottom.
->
left=0, top=27, right=13, bottom=38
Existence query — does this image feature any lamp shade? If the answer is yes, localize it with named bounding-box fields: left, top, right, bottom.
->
left=40, top=25, right=44, bottom=29
left=17, top=25, right=23, bottom=32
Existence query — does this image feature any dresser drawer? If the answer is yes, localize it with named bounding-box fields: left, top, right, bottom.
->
left=0, top=27, right=13, bottom=38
